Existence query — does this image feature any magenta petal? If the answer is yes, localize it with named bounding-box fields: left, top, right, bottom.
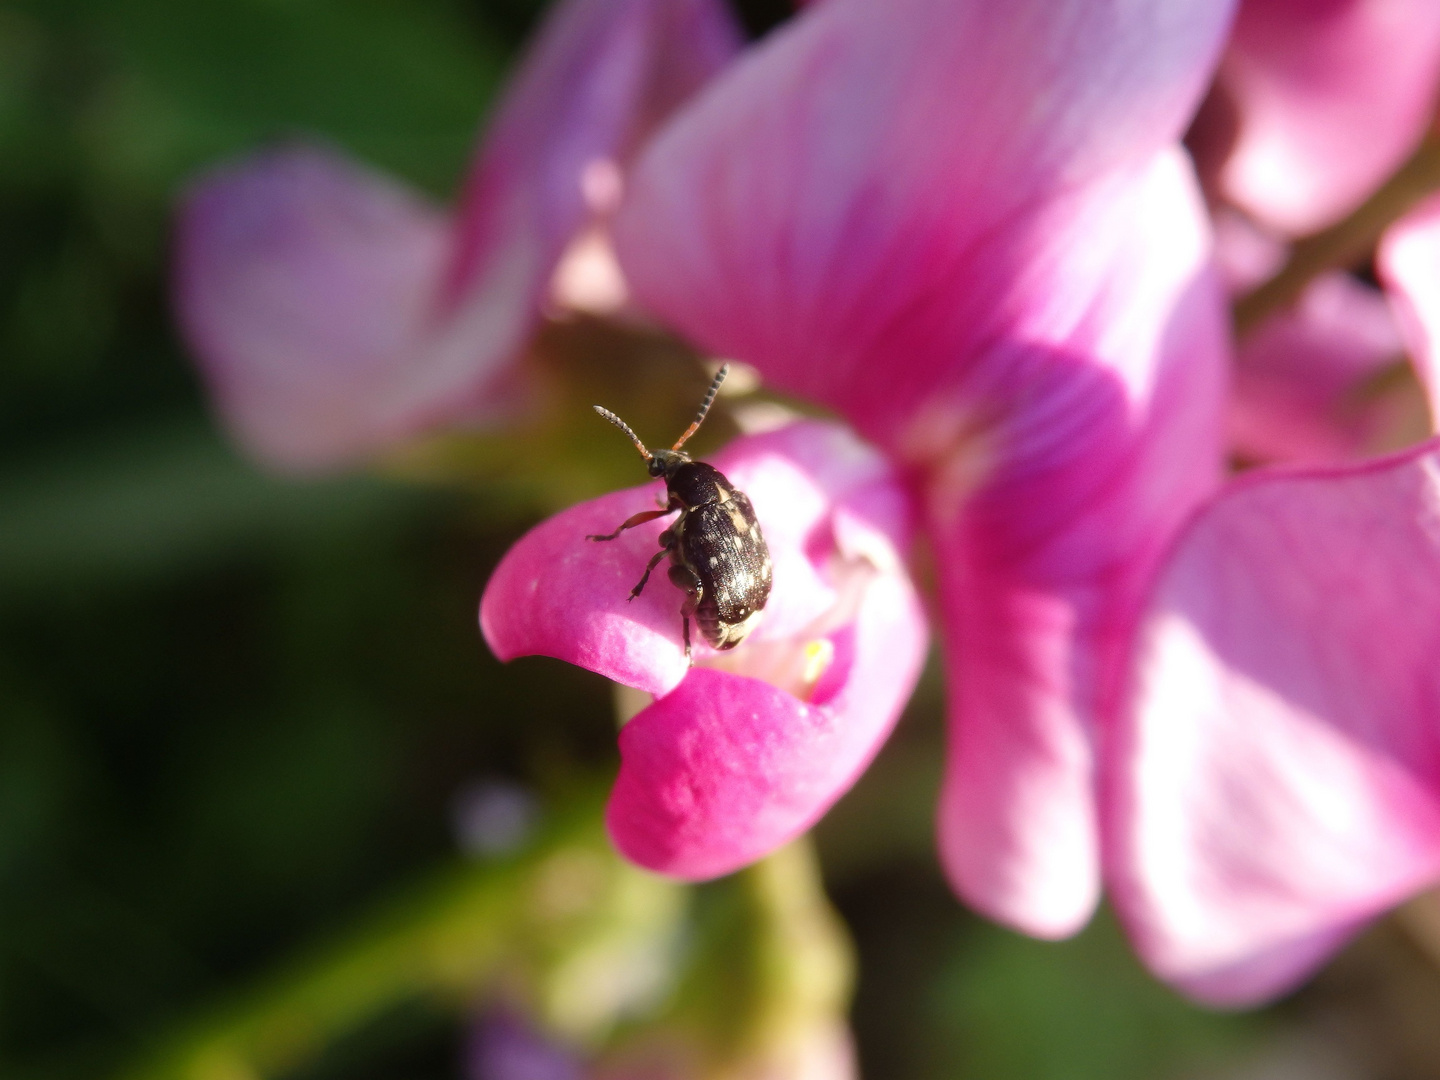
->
left=480, top=485, right=692, bottom=696
left=1229, top=273, right=1405, bottom=465
left=1211, top=0, right=1440, bottom=236
left=607, top=561, right=927, bottom=879
left=1379, top=192, right=1440, bottom=431
left=1108, top=441, right=1440, bottom=1005
left=613, top=0, right=1234, bottom=441
left=481, top=420, right=915, bottom=698
left=925, top=154, right=1229, bottom=939
left=174, top=145, right=454, bottom=470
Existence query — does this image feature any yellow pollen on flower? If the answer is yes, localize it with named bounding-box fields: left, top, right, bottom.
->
left=800, top=638, right=836, bottom=699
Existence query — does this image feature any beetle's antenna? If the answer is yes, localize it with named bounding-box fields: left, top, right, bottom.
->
left=671, top=364, right=729, bottom=451
left=593, top=406, right=651, bottom=460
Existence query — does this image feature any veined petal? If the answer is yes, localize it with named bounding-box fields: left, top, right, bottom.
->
left=1204, top=0, right=1440, bottom=236
left=1109, top=440, right=1440, bottom=1005
left=614, top=0, right=1234, bottom=443
left=175, top=0, right=740, bottom=471
left=933, top=153, right=1229, bottom=938
left=1379, top=192, right=1440, bottom=431
left=1230, top=273, right=1406, bottom=465
left=607, top=555, right=926, bottom=879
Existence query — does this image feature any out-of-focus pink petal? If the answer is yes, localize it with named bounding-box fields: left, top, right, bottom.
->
left=1209, top=0, right=1440, bottom=236
left=614, top=0, right=1234, bottom=442
left=174, top=145, right=454, bottom=470
left=927, top=156, right=1232, bottom=944
left=931, top=153, right=1230, bottom=939
left=607, top=553, right=926, bottom=878
left=1380, top=192, right=1440, bottom=429
left=1212, top=208, right=1288, bottom=294
left=1230, top=273, right=1405, bottom=465
left=449, top=0, right=741, bottom=302
left=1108, top=440, right=1440, bottom=1005
left=176, top=0, right=739, bottom=471
left=469, top=1009, right=584, bottom=1080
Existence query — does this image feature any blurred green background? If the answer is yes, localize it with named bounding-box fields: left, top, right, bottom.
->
left=3, top=1, right=1439, bottom=1077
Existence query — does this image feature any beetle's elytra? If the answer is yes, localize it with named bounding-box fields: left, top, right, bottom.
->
left=587, top=365, right=773, bottom=661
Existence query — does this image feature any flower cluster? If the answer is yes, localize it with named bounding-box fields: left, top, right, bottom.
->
left=175, top=0, right=1440, bottom=1008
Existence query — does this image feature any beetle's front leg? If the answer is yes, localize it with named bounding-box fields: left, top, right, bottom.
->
left=587, top=507, right=675, bottom=542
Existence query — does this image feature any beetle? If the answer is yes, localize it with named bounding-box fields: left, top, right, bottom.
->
left=587, top=364, right=772, bottom=662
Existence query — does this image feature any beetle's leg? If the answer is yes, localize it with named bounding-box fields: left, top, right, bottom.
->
left=667, top=565, right=702, bottom=666
left=587, top=507, right=674, bottom=542
left=628, top=547, right=672, bottom=599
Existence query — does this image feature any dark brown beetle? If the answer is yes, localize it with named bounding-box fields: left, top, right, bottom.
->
left=587, top=365, right=773, bottom=661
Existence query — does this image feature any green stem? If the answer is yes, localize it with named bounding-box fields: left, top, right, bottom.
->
left=114, top=796, right=663, bottom=1080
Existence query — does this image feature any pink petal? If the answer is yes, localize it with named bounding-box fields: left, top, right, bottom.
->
left=175, top=0, right=739, bottom=471
left=480, top=484, right=694, bottom=696
left=1211, top=207, right=1288, bottom=294
left=174, top=144, right=454, bottom=470
left=448, top=0, right=741, bottom=301
left=613, top=0, right=1234, bottom=444
left=607, top=557, right=927, bottom=879
left=1229, top=273, right=1405, bottom=465
left=1202, top=0, right=1440, bottom=236
left=1379, top=191, right=1440, bottom=431
left=1108, top=440, right=1440, bottom=1005
left=930, top=154, right=1231, bottom=939
left=480, top=421, right=913, bottom=693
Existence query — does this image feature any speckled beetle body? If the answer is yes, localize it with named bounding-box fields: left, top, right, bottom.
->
left=587, top=366, right=773, bottom=660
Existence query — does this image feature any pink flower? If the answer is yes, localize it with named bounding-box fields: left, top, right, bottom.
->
left=173, top=0, right=741, bottom=470
left=485, top=0, right=1237, bottom=933
left=483, top=421, right=927, bottom=878
left=1192, top=0, right=1440, bottom=237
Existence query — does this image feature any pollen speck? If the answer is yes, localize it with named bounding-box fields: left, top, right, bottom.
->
left=801, top=638, right=836, bottom=696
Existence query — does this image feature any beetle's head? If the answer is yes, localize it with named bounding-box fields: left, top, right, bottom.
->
left=647, top=449, right=690, bottom=478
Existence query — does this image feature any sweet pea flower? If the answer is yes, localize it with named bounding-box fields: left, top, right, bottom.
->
left=484, top=0, right=1238, bottom=936
left=1191, top=0, right=1440, bottom=237
left=173, top=0, right=741, bottom=470
left=483, top=421, right=927, bottom=879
